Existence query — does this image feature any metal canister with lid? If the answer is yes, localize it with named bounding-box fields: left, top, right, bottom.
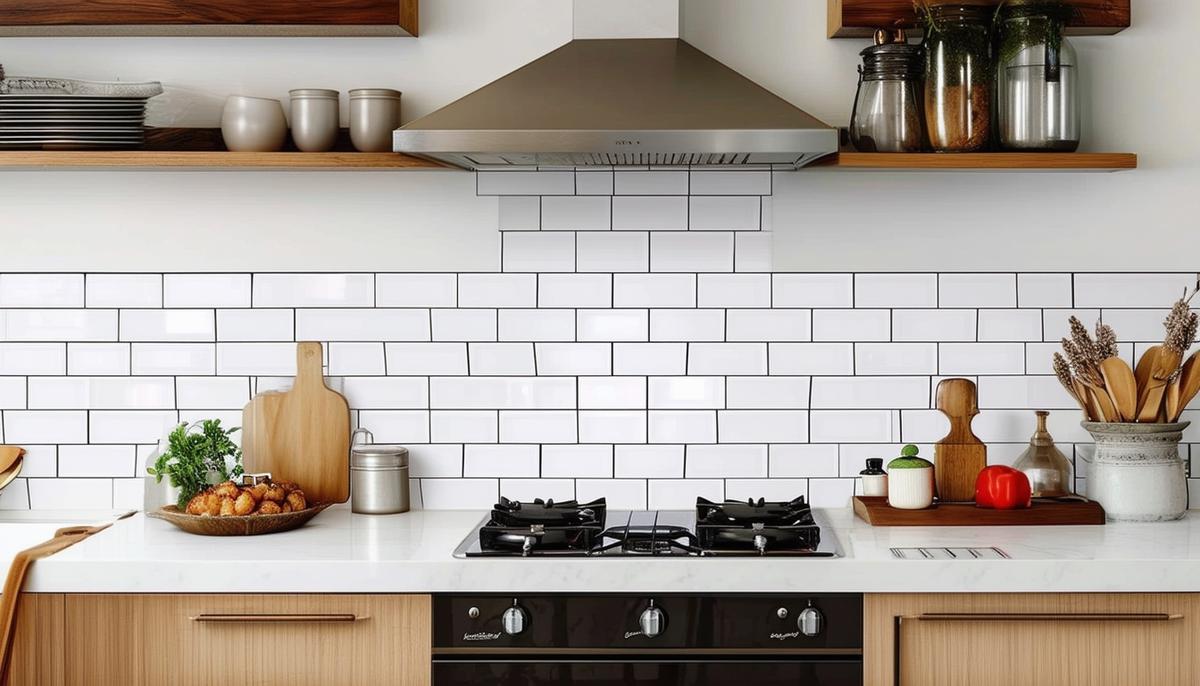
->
left=849, top=29, right=926, bottom=153
left=350, top=428, right=410, bottom=514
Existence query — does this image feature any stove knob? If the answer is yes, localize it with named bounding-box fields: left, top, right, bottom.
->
left=639, top=600, right=666, bottom=638
left=502, top=600, right=528, bottom=635
left=797, top=602, right=824, bottom=637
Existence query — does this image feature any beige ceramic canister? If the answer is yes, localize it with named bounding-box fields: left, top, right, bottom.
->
left=349, top=88, right=402, bottom=152
left=289, top=89, right=340, bottom=152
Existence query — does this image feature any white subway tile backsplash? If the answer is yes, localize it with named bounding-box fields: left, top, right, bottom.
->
left=538, top=274, right=612, bottom=308
left=686, top=444, right=767, bottom=478
left=939, top=274, right=1016, bottom=308
left=812, top=309, right=890, bottom=342
left=295, top=308, right=430, bottom=342
left=500, top=478, right=576, bottom=503
left=164, top=274, right=250, bottom=308
left=0, top=479, right=29, bottom=509
left=734, top=232, right=773, bottom=273
left=1074, top=273, right=1196, bottom=308
left=419, top=479, right=497, bottom=509
left=773, top=274, right=854, bottom=308
left=2, top=309, right=116, bottom=341
left=86, top=274, right=161, bottom=308
left=612, top=196, right=687, bottom=231
left=855, top=274, right=937, bottom=308
left=216, top=309, right=294, bottom=342
left=341, top=377, right=428, bottom=409
left=131, top=343, right=214, bottom=376
left=808, top=479, right=855, bottom=507
left=58, top=445, right=135, bottom=477
left=499, top=410, right=577, bottom=443
left=613, top=274, right=695, bottom=308
left=541, top=196, right=612, bottom=231
left=649, top=410, right=715, bottom=444
left=431, top=377, right=574, bottom=410
left=576, top=232, right=649, bottom=272
left=651, top=309, right=724, bottom=342
left=977, top=310, right=1043, bottom=342
left=432, top=309, right=497, bottom=342
left=576, top=479, right=644, bottom=508
left=892, top=310, right=976, bottom=342
left=253, top=274, right=374, bottom=308
left=535, top=343, right=612, bottom=375
left=688, top=343, right=766, bottom=375
left=614, top=343, right=686, bottom=376
left=502, top=232, right=576, bottom=272
left=718, top=410, right=807, bottom=443
left=542, top=444, right=613, bottom=478
left=216, top=343, right=295, bottom=376
left=1043, top=309, right=1100, bottom=342
left=648, top=479, right=723, bottom=509
left=66, top=343, right=129, bottom=376
left=769, top=343, right=853, bottom=375
left=940, top=343, right=1025, bottom=375
left=386, top=343, right=468, bottom=375
left=1017, top=273, right=1073, bottom=308
left=577, top=309, right=648, bottom=342
left=363, top=410, right=432, bottom=443
left=977, top=376, right=1080, bottom=410
left=407, top=444, right=464, bottom=478
left=697, top=274, right=770, bottom=308
left=726, top=478, right=809, bottom=502
left=688, top=196, right=760, bottom=231
left=689, top=171, right=770, bottom=196
left=120, top=309, right=214, bottom=342
left=464, top=444, right=539, bottom=477
left=0, top=377, right=25, bottom=409
left=0, top=274, right=83, bottom=308
left=650, top=232, right=733, bottom=272
left=575, top=171, right=614, bottom=196
left=176, top=377, right=250, bottom=409
left=0, top=343, right=66, bottom=375
left=579, top=410, right=646, bottom=443
left=726, top=377, right=810, bottom=409
left=89, top=410, right=178, bottom=443
left=1098, top=309, right=1172, bottom=342
left=615, top=445, right=684, bottom=478
left=579, top=377, right=646, bottom=409
left=458, top=274, right=537, bottom=308
left=329, top=342, right=386, bottom=375
left=498, top=309, right=574, bottom=342
left=29, top=478, right=113, bottom=509
left=497, top=196, right=540, bottom=231
left=770, top=444, right=840, bottom=478
left=614, top=171, right=688, bottom=195
left=376, top=274, right=458, bottom=307
left=28, top=377, right=175, bottom=410
left=469, top=343, right=535, bottom=375
left=17, top=446, right=56, bottom=478
left=810, top=410, right=898, bottom=443
left=477, top=170, right=574, bottom=196
left=812, top=376, right=929, bottom=410
left=649, top=377, right=725, bottom=409
left=855, top=343, right=937, bottom=375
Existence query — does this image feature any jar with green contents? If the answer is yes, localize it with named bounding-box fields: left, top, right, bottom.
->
left=920, top=3, right=993, bottom=152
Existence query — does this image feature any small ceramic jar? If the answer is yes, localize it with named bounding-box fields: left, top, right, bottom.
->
left=887, top=445, right=935, bottom=510
left=349, top=88, right=402, bottom=152
left=289, top=88, right=340, bottom=152
left=221, top=95, right=288, bottom=152
left=859, top=458, right=888, bottom=497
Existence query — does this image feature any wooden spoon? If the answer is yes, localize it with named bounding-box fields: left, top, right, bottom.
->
left=1070, top=379, right=1096, bottom=421
left=1168, top=351, right=1200, bottom=422
left=0, top=447, right=23, bottom=476
left=1099, top=357, right=1138, bottom=422
left=1081, top=381, right=1117, bottom=422
left=1134, top=346, right=1161, bottom=404
left=0, top=458, right=21, bottom=493
left=1137, top=348, right=1183, bottom=422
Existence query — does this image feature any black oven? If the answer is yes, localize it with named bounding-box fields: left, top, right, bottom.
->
left=433, top=594, right=863, bottom=686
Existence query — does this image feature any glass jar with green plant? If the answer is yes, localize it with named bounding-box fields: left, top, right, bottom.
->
left=146, top=420, right=244, bottom=509
left=918, top=2, right=994, bottom=152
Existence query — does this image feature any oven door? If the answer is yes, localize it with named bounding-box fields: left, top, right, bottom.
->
left=434, top=656, right=863, bottom=685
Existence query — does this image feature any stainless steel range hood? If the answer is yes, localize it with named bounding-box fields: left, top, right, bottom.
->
left=393, top=38, right=837, bottom=170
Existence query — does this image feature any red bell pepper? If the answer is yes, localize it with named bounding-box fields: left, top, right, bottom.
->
left=974, top=466, right=1032, bottom=509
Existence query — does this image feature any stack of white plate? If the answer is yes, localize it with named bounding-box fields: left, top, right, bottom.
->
left=0, top=76, right=163, bottom=149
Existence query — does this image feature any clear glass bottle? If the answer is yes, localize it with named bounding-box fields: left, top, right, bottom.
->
left=997, top=1, right=1080, bottom=151
left=921, top=4, right=994, bottom=152
left=850, top=30, right=927, bottom=153
left=1013, top=410, right=1073, bottom=497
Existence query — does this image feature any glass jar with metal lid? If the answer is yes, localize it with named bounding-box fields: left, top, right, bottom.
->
left=850, top=29, right=927, bottom=153
left=997, top=0, right=1080, bottom=151
left=350, top=428, right=410, bottom=514
left=920, top=3, right=994, bottom=152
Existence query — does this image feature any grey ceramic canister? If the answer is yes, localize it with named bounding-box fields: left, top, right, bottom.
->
left=349, top=88, right=402, bottom=152
left=1082, top=421, right=1190, bottom=522
left=220, top=95, right=288, bottom=152
left=289, top=89, right=340, bottom=152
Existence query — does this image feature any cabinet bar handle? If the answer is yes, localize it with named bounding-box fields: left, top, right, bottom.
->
left=190, top=613, right=363, bottom=623
left=906, top=613, right=1184, bottom=622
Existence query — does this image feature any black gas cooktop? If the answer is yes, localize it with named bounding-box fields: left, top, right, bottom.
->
left=453, top=496, right=841, bottom=558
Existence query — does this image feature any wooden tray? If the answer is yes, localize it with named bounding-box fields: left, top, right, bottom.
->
left=853, top=496, right=1106, bottom=526
left=147, top=502, right=332, bottom=536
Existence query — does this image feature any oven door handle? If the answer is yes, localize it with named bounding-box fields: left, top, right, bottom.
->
left=190, top=613, right=366, bottom=623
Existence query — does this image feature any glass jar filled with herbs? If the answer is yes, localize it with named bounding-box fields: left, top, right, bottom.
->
left=997, top=0, right=1080, bottom=151
left=919, top=3, right=994, bottom=152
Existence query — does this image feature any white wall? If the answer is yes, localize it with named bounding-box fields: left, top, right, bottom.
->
left=681, top=0, right=1200, bottom=272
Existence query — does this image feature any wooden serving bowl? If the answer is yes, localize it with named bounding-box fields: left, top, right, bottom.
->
left=146, top=502, right=332, bottom=536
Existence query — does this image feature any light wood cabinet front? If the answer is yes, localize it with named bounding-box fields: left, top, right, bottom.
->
left=3, top=594, right=64, bottom=686
left=866, top=593, right=1199, bottom=686
left=63, top=594, right=431, bottom=686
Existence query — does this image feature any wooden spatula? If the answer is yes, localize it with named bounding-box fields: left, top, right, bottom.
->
left=1099, top=357, right=1138, bottom=422
left=934, top=378, right=987, bottom=503
left=1137, top=348, right=1183, bottom=422
left=1168, top=351, right=1200, bottom=422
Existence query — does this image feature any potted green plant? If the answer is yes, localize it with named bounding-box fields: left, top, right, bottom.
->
left=146, top=420, right=244, bottom=509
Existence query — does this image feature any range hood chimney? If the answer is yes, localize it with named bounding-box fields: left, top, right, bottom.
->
left=393, top=2, right=837, bottom=170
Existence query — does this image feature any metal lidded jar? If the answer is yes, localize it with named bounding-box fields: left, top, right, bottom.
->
left=350, top=428, right=410, bottom=514
left=850, top=30, right=926, bottom=153
left=997, top=0, right=1080, bottom=151
left=919, top=3, right=994, bottom=152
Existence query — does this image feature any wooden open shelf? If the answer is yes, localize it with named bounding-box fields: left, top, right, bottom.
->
left=829, top=0, right=1131, bottom=38
left=0, top=128, right=446, bottom=170
left=815, top=152, right=1138, bottom=172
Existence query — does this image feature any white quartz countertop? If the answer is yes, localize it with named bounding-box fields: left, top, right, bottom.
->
left=18, top=506, right=1200, bottom=594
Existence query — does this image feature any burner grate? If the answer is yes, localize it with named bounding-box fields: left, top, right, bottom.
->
left=695, top=497, right=822, bottom=555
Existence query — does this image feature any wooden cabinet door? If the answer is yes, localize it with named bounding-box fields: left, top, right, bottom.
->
left=65, top=594, right=430, bottom=686
left=865, top=593, right=1199, bottom=686
left=3, top=594, right=64, bottom=686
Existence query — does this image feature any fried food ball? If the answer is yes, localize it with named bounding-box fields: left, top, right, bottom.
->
left=280, top=502, right=293, bottom=513
left=286, top=490, right=307, bottom=512
left=257, top=501, right=282, bottom=515
left=185, top=493, right=208, bottom=516
left=263, top=484, right=286, bottom=503
left=213, top=481, right=240, bottom=499
left=203, top=493, right=222, bottom=517
left=233, top=490, right=256, bottom=516
left=219, top=496, right=236, bottom=517
left=249, top=482, right=269, bottom=502
left=274, top=480, right=299, bottom=494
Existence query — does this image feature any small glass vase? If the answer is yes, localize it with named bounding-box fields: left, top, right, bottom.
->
left=1082, top=421, right=1190, bottom=522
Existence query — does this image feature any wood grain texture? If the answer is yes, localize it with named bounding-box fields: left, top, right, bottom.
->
left=2, top=594, right=63, bottom=686
left=853, top=496, right=1105, bottom=526
left=817, top=152, right=1138, bottom=171
left=934, top=378, right=986, bottom=503
left=0, top=0, right=403, bottom=27
left=242, top=342, right=351, bottom=504
left=64, top=594, right=431, bottom=686
left=865, top=593, right=1199, bottom=686
left=829, top=0, right=1131, bottom=38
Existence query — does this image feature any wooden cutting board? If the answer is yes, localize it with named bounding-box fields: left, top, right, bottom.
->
left=241, top=342, right=351, bottom=504
left=934, top=378, right=987, bottom=503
